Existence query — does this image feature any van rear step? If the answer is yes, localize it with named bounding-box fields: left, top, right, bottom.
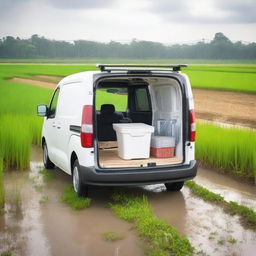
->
left=98, top=147, right=182, bottom=168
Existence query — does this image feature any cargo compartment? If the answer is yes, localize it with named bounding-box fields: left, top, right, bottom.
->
left=95, top=76, right=184, bottom=169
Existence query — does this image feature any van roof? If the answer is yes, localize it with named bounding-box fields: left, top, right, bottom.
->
left=58, top=64, right=188, bottom=87
left=58, top=71, right=100, bottom=86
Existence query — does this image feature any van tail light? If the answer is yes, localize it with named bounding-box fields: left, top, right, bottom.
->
left=81, top=105, right=93, bottom=148
left=189, top=109, right=196, bottom=142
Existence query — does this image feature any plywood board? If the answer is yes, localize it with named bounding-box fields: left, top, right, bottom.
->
left=99, top=148, right=182, bottom=168
left=99, top=141, right=118, bottom=149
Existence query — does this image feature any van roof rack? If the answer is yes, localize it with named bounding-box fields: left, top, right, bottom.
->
left=96, top=64, right=188, bottom=73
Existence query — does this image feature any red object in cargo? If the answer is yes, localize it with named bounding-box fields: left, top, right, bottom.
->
left=150, top=146, right=175, bottom=158
left=150, top=136, right=175, bottom=158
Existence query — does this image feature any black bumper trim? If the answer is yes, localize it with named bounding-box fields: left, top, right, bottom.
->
left=80, top=160, right=197, bottom=186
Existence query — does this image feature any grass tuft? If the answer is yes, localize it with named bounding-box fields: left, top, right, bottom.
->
left=227, top=237, right=237, bottom=244
left=103, top=231, right=125, bottom=242
left=61, top=185, right=91, bottom=210
left=185, top=180, right=224, bottom=203
left=225, top=201, right=256, bottom=230
left=110, top=191, right=193, bottom=256
left=0, top=156, right=4, bottom=210
left=1, top=252, right=12, bottom=256
left=39, top=195, right=49, bottom=205
left=39, top=169, right=55, bottom=183
left=185, top=180, right=256, bottom=230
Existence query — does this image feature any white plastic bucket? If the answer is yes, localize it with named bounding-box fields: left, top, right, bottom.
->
left=113, top=123, right=154, bottom=160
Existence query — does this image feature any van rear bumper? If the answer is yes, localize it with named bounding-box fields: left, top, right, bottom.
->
left=79, top=160, right=197, bottom=186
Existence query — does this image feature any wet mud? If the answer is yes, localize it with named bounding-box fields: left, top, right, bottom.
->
left=193, top=89, right=256, bottom=128
left=196, top=167, right=256, bottom=210
left=0, top=148, right=144, bottom=256
left=146, top=184, right=256, bottom=256
left=0, top=148, right=256, bottom=256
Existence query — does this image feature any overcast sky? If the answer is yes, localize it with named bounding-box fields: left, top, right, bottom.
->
left=0, top=0, right=256, bottom=44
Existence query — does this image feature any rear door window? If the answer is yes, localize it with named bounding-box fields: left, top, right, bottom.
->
left=134, top=88, right=150, bottom=111
left=96, top=88, right=128, bottom=112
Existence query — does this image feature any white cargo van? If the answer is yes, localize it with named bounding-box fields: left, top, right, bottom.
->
left=37, top=64, right=197, bottom=196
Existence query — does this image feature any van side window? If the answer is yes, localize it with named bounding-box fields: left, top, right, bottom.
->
left=134, top=88, right=150, bottom=111
left=48, top=88, right=60, bottom=118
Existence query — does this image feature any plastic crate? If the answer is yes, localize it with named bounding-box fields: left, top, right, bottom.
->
left=113, top=123, right=154, bottom=160
left=150, top=136, right=175, bottom=158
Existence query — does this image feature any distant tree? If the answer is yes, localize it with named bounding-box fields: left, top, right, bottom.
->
left=0, top=32, right=255, bottom=59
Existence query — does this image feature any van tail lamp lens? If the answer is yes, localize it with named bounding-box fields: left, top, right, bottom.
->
left=189, top=109, right=196, bottom=142
left=81, top=105, right=93, bottom=148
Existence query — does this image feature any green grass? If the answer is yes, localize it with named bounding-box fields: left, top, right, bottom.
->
left=0, top=252, right=12, bottom=256
left=61, top=185, right=91, bottom=210
left=39, top=195, right=49, bottom=205
left=1, top=63, right=256, bottom=94
left=39, top=169, right=55, bottom=183
left=226, top=201, right=256, bottom=229
left=103, top=231, right=125, bottom=242
left=185, top=66, right=256, bottom=93
left=184, top=179, right=224, bottom=203
left=0, top=63, right=255, bottom=173
left=110, top=191, right=193, bottom=256
left=0, top=75, right=52, bottom=170
left=185, top=180, right=256, bottom=230
left=0, top=157, right=4, bottom=210
left=196, top=122, right=256, bottom=183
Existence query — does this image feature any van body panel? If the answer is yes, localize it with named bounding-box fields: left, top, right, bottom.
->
left=68, top=135, right=94, bottom=172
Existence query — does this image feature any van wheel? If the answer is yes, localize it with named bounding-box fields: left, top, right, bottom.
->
left=165, top=182, right=184, bottom=191
left=72, top=160, right=88, bottom=197
left=43, top=142, right=55, bottom=169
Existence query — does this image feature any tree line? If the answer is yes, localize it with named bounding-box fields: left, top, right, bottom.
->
left=0, top=32, right=255, bottom=59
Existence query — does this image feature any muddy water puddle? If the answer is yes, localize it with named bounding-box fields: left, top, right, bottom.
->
left=1, top=149, right=256, bottom=256
left=145, top=184, right=256, bottom=256
left=195, top=167, right=256, bottom=211
left=0, top=153, right=144, bottom=255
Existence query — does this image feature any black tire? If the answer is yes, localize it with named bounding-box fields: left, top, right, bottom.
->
left=43, top=142, right=55, bottom=169
left=72, top=160, right=88, bottom=197
left=165, top=181, right=184, bottom=191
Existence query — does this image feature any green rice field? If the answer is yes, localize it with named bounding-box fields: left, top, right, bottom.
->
left=0, top=63, right=255, bottom=182
left=1, top=58, right=256, bottom=64
left=196, top=123, right=256, bottom=182
left=0, top=63, right=256, bottom=93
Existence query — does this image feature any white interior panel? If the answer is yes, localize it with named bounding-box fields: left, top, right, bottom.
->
left=148, top=78, right=183, bottom=159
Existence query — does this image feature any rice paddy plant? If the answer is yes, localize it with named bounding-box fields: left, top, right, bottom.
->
left=0, top=157, right=4, bottom=210
left=196, top=123, right=256, bottom=182
left=185, top=69, right=256, bottom=93
left=0, top=77, right=51, bottom=170
left=0, top=114, right=36, bottom=170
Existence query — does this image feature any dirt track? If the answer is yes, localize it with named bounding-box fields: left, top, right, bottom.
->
left=194, top=89, right=256, bottom=128
left=11, top=76, right=256, bottom=128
